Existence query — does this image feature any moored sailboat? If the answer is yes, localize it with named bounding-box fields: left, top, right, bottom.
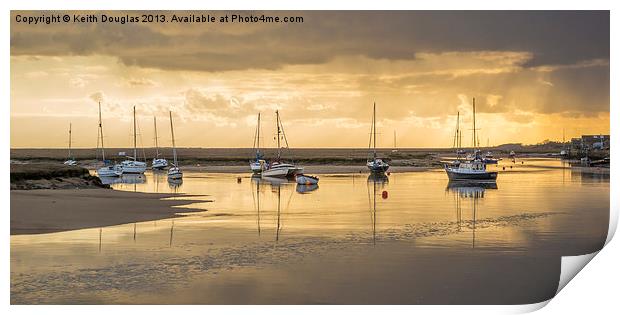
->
left=250, top=113, right=266, bottom=174
left=445, top=97, right=498, bottom=182
left=63, top=123, right=77, bottom=166
left=167, top=111, right=183, bottom=180
left=366, top=102, right=389, bottom=173
left=95, top=101, right=122, bottom=177
left=151, top=116, right=169, bottom=170
left=119, top=106, right=147, bottom=174
left=261, top=110, right=303, bottom=178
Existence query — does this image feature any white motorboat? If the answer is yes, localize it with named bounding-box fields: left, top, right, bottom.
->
left=119, top=160, right=147, bottom=174
left=152, top=158, right=168, bottom=170
left=295, top=174, right=319, bottom=185
left=119, top=106, right=147, bottom=174
left=151, top=116, right=169, bottom=170
left=445, top=157, right=498, bottom=181
left=63, top=123, right=77, bottom=166
left=262, top=162, right=303, bottom=178
left=97, top=165, right=122, bottom=177
left=261, top=110, right=303, bottom=178
left=366, top=102, right=390, bottom=173
left=167, top=111, right=183, bottom=180
left=95, top=102, right=122, bottom=177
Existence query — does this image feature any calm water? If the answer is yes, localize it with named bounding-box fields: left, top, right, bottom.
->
left=11, top=158, right=609, bottom=304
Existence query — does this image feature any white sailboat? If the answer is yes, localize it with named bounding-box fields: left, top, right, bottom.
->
left=167, top=111, right=183, bottom=180
left=151, top=116, right=169, bottom=170
left=119, top=106, right=147, bottom=174
left=261, top=110, right=303, bottom=178
left=63, top=123, right=77, bottom=166
left=95, top=101, right=122, bottom=177
left=444, top=97, right=498, bottom=182
left=366, top=102, right=389, bottom=173
left=250, top=113, right=266, bottom=174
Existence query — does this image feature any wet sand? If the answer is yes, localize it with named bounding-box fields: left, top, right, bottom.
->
left=10, top=190, right=206, bottom=235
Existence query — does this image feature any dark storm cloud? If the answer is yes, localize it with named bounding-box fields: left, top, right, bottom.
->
left=10, top=11, right=609, bottom=71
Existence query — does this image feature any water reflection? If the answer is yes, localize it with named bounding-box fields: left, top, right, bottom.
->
left=167, top=178, right=183, bottom=190
left=367, top=174, right=389, bottom=245
left=296, top=184, right=319, bottom=194
left=250, top=176, right=294, bottom=241
left=252, top=175, right=295, bottom=187
left=101, top=174, right=147, bottom=191
left=446, top=182, right=496, bottom=248
left=367, top=173, right=389, bottom=185
left=11, top=159, right=611, bottom=304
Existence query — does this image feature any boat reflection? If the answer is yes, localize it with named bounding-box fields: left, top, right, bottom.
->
left=167, top=178, right=183, bottom=190
left=250, top=175, right=293, bottom=240
left=446, top=181, right=497, bottom=198
left=296, top=184, right=319, bottom=194
left=100, top=174, right=147, bottom=190
left=367, top=175, right=388, bottom=245
left=367, top=172, right=389, bottom=186
left=446, top=181, right=495, bottom=248
left=251, top=175, right=295, bottom=187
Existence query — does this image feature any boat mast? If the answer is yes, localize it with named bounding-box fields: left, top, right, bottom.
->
left=373, top=102, right=377, bottom=159
left=276, top=110, right=281, bottom=160
left=257, top=113, right=261, bottom=155
left=472, top=97, right=476, bottom=151
left=68, top=123, right=72, bottom=159
left=170, top=111, right=177, bottom=166
left=154, top=117, right=159, bottom=158
left=133, top=106, right=137, bottom=161
left=454, top=111, right=460, bottom=151
left=98, top=101, right=105, bottom=161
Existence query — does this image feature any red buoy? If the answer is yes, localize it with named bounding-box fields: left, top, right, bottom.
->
left=382, top=191, right=388, bottom=199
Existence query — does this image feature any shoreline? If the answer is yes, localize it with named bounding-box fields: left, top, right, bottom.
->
left=10, top=189, right=207, bottom=235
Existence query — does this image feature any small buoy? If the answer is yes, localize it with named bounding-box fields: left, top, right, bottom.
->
left=510, top=166, right=513, bottom=169
left=382, top=191, right=388, bottom=199
left=502, top=166, right=505, bottom=170
left=521, top=161, right=524, bottom=164
left=237, top=177, right=242, bottom=183
left=387, top=172, right=391, bottom=176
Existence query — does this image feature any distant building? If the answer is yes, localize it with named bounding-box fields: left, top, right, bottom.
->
left=569, top=135, right=610, bottom=154
left=581, top=135, right=609, bottom=150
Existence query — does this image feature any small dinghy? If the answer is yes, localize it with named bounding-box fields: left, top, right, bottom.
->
left=295, top=174, right=319, bottom=185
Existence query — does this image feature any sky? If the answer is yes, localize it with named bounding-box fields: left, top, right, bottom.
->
left=10, top=11, right=610, bottom=148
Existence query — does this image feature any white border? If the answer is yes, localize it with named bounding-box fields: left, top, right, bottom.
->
left=3, top=1, right=617, bottom=314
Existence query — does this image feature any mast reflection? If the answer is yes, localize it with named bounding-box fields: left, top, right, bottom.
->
left=446, top=182, right=497, bottom=248
left=367, top=173, right=389, bottom=245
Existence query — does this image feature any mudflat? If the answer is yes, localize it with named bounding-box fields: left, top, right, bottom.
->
left=10, top=189, right=205, bottom=235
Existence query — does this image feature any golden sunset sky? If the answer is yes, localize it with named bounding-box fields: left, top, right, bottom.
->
left=10, top=11, right=610, bottom=148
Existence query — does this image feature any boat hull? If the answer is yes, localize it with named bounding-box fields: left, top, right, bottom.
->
left=152, top=158, right=169, bottom=170
left=97, top=166, right=122, bottom=177
left=262, top=164, right=303, bottom=178
left=367, top=163, right=390, bottom=173
left=120, top=160, right=147, bottom=174
left=167, top=167, right=183, bottom=180
left=367, top=159, right=390, bottom=173
left=250, top=161, right=265, bottom=174
left=445, top=168, right=498, bottom=181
